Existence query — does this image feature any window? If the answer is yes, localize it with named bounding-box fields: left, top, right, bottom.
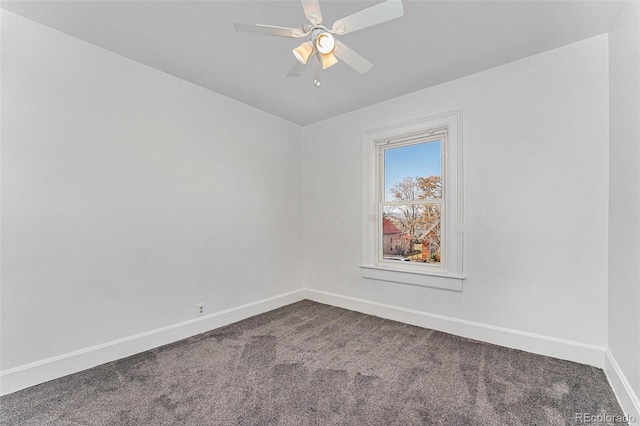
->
left=361, top=111, right=464, bottom=291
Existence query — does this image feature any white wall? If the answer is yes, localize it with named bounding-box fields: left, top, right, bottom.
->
left=608, top=0, right=640, bottom=420
left=303, top=35, right=610, bottom=360
left=1, top=10, right=303, bottom=377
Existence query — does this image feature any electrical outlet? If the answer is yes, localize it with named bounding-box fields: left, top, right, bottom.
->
left=197, top=303, right=205, bottom=316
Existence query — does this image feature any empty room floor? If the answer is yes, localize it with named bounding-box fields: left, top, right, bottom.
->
left=0, top=301, right=625, bottom=425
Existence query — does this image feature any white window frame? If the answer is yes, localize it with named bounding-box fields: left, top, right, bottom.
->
left=361, top=111, right=464, bottom=291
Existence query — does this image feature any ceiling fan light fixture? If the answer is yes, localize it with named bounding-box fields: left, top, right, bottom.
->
left=235, top=0, right=405, bottom=87
left=293, top=41, right=314, bottom=65
left=315, top=32, right=335, bottom=54
left=321, top=52, right=338, bottom=69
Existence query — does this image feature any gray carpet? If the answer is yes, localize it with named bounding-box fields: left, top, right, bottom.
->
left=0, top=300, right=626, bottom=425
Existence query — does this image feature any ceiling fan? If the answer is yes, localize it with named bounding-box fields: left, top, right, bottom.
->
left=234, top=0, right=404, bottom=87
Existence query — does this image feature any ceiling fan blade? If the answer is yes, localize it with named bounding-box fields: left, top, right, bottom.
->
left=333, top=41, right=373, bottom=73
left=301, top=0, right=323, bottom=25
left=287, top=60, right=306, bottom=77
left=234, top=23, right=305, bottom=38
left=331, top=0, right=404, bottom=35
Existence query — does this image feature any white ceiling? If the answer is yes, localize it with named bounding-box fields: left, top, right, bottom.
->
left=2, top=0, right=621, bottom=125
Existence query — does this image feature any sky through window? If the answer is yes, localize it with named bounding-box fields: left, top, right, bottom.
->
left=384, top=140, right=441, bottom=201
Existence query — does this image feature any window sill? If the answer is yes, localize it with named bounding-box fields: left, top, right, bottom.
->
left=359, top=265, right=464, bottom=292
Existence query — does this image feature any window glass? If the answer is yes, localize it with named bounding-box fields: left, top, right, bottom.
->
left=382, top=140, right=442, bottom=264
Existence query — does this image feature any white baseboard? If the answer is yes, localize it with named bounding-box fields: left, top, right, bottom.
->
left=0, top=289, right=305, bottom=396
left=605, top=350, right=640, bottom=424
left=305, top=288, right=606, bottom=368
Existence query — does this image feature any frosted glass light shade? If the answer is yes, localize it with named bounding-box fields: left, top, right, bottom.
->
left=321, top=52, right=338, bottom=69
left=293, top=41, right=314, bottom=65
left=315, top=32, right=335, bottom=54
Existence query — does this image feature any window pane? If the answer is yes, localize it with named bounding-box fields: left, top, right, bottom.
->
left=382, top=204, right=441, bottom=264
left=384, top=140, right=442, bottom=202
